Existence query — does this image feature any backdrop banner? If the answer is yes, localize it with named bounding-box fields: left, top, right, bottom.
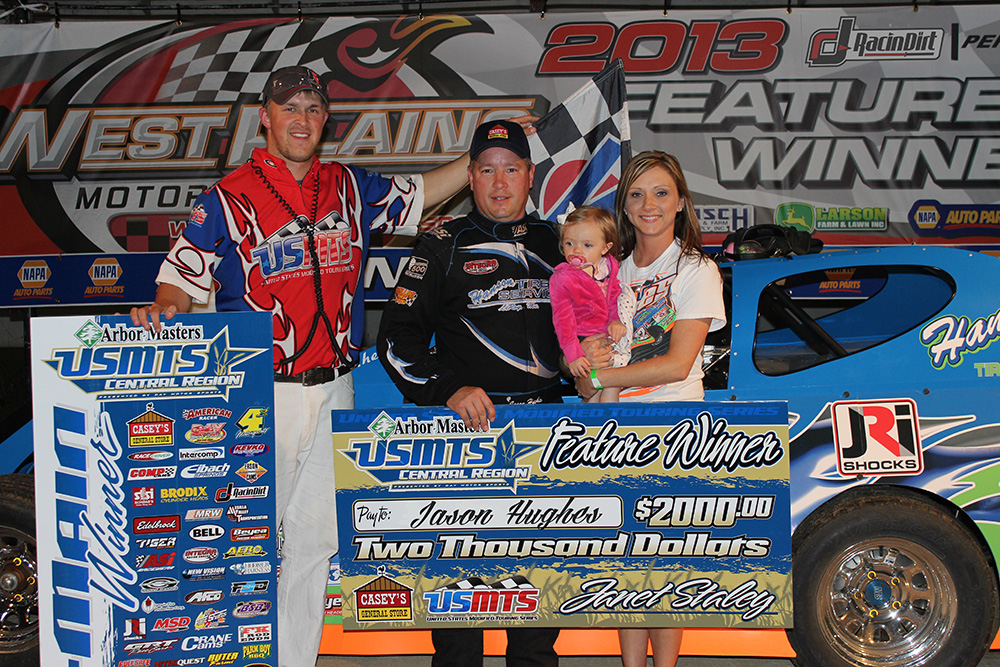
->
left=2, top=7, right=999, bottom=301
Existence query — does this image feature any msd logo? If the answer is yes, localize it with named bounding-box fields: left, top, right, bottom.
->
left=152, top=615, right=191, bottom=632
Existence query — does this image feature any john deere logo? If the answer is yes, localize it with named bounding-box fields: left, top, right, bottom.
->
left=775, top=203, right=814, bottom=232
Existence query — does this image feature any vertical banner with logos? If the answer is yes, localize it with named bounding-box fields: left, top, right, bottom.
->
left=333, top=402, right=791, bottom=630
left=32, top=313, right=278, bottom=667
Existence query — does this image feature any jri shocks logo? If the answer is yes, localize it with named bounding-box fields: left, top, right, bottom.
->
left=807, top=17, right=943, bottom=67
left=833, top=399, right=923, bottom=476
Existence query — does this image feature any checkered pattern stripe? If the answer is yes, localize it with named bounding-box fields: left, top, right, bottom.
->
left=437, top=576, right=534, bottom=591
left=109, top=214, right=174, bottom=252
left=528, top=59, right=631, bottom=222
left=156, top=21, right=327, bottom=103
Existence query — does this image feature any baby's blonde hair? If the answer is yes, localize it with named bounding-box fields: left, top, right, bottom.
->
left=559, top=205, right=620, bottom=260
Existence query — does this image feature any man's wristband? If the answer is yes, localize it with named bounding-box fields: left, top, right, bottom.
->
left=590, top=369, right=603, bottom=390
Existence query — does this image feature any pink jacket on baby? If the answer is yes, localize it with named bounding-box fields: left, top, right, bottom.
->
left=549, top=255, right=622, bottom=364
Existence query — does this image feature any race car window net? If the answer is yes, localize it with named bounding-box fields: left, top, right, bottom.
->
left=752, top=265, right=956, bottom=376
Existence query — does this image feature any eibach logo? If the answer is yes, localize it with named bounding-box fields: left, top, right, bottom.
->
left=806, top=16, right=943, bottom=67
left=833, top=399, right=923, bottom=476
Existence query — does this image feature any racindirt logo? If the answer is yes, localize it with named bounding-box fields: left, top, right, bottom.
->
left=341, top=413, right=539, bottom=492
left=806, top=16, right=943, bottom=67
left=45, top=321, right=265, bottom=401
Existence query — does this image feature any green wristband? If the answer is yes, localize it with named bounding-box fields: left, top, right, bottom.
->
left=590, top=369, right=602, bottom=390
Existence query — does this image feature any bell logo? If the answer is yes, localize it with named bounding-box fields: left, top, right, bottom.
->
left=833, top=399, right=924, bottom=476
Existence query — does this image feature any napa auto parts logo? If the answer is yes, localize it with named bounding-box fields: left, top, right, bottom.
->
left=0, top=16, right=539, bottom=255
left=908, top=200, right=1000, bottom=238
left=807, top=16, right=943, bottom=67
left=339, top=413, right=537, bottom=491
left=43, top=321, right=265, bottom=401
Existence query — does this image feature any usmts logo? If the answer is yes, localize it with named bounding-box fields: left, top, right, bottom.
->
left=807, top=16, right=943, bottom=67
left=833, top=399, right=923, bottom=476
left=86, top=257, right=125, bottom=296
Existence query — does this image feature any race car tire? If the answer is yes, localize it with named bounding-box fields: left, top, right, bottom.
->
left=788, top=486, right=998, bottom=667
left=0, top=474, right=39, bottom=667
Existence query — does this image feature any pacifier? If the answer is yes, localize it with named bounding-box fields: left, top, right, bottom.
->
left=568, top=255, right=587, bottom=268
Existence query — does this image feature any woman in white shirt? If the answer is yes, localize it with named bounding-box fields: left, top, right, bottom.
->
left=577, top=151, right=726, bottom=667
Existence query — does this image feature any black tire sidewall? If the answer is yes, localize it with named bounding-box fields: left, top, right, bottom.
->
left=790, top=492, right=997, bottom=667
left=0, top=473, right=38, bottom=667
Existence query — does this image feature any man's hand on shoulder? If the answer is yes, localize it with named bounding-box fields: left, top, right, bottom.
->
left=130, top=283, right=193, bottom=332
left=446, top=386, right=496, bottom=432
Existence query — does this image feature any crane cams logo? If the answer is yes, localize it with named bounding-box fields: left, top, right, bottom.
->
left=806, top=16, right=943, bottom=67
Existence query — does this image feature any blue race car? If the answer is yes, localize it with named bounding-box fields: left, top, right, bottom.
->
left=354, top=244, right=1000, bottom=667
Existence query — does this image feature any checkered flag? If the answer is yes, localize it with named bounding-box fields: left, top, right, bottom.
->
left=528, top=59, right=631, bottom=222
left=156, top=21, right=328, bottom=103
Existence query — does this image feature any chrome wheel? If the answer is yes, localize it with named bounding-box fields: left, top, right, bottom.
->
left=0, top=526, right=37, bottom=655
left=817, top=539, right=954, bottom=666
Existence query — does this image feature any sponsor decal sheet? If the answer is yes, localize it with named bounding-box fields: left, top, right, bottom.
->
left=32, top=313, right=278, bottom=666
left=333, top=403, right=790, bottom=629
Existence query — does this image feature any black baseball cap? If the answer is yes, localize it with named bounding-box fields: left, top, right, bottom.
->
left=261, top=66, right=328, bottom=105
left=469, top=120, right=530, bottom=161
